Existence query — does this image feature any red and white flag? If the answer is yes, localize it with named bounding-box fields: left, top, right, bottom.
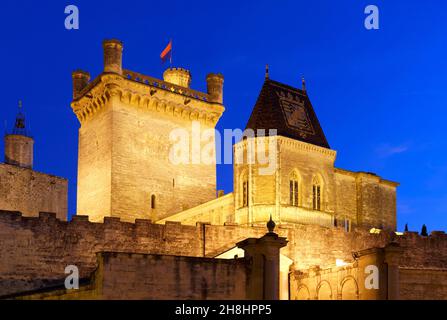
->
left=160, top=40, right=172, bottom=64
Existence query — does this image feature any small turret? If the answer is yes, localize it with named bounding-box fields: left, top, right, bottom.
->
left=4, top=101, right=34, bottom=169
left=103, top=39, right=123, bottom=75
left=163, top=68, right=192, bottom=88
left=72, top=70, right=91, bottom=99
left=206, top=73, right=224, bottom=104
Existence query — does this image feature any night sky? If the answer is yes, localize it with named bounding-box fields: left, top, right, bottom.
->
left=1, top=1, right=446, bottom=231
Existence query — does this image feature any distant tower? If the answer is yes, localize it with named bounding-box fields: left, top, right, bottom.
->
left=4, top=101, right=34, bottom=169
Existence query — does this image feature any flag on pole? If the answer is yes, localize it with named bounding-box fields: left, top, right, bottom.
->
left=160, top=40, right=172, bottom=64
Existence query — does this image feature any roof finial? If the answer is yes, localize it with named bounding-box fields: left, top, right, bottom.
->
left=265, top=64, right=269, bottom=79
left=12, top=99, right=28, bottom=134
left=302, top=76, right=306, bottom=93
left=267, top=214, right=276, bottom=233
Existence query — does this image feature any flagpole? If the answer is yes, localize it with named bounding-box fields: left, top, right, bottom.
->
left=170, top=38, right=172, bottom=68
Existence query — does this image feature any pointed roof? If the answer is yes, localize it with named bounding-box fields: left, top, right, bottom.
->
left=245, top=78, right=330, bottom=149
left=9, top=100, right=31, bottom=137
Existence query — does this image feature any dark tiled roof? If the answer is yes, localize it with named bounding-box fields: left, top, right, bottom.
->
left=245, top=79, right=330, bottom=149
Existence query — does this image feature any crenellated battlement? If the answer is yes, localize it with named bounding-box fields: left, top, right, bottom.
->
left=1, top=209, right=446, bottom=297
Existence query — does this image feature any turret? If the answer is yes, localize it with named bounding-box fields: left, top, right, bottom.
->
left=103, top=39, right=123, bottom=74
left=72, top=70, right=91, bottom=99
left=206, top=73, right=224, bottom=104
left=163, top=68, right=192, bottom=88
left=4, top=101, right=34, bottom=169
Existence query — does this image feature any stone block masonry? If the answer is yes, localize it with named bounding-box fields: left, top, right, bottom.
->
left=1, top=210, right=447, bottom=298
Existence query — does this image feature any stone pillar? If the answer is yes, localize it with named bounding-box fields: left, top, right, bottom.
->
left=103, top=39, right=123, bottom=75
left=237, top=218, right=288, bottom=300
left=72, top=70, right=91, bottom=99
left=384, top=243, right=403, bottom=300
left=206, top=73, right=224, bottom=104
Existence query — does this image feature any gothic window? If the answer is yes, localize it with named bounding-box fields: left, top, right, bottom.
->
left=289, top=171, right=299, bottom=206
left=151, top=194, right=156, bottom=209
left=312, top=176, right=321, bottom=211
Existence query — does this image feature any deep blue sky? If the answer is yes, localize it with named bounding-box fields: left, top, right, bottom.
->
left=1, top=1, right=446, bottom=231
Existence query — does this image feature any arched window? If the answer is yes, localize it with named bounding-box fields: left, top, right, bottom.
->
left=289, top=171, right=299, bottom=206
left=312, top=176, right=321, bottom=211
left=151, top=194, right=156, bottom=209
left=241, top=171, right=249, bottom=207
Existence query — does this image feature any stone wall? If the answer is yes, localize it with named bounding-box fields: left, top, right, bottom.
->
left=0, top=210, right=387, bottom=296
left=400, top=268, right=447, bottom=300
left=76, top=101, right=113, bottom=222
left=74, top=72, right=224, bottom=223
left=99, top=252, right=247, bottom=299
left=1, top=210, right=445, bottom=298
left=230, top=136, right=397, bottom=230
left=157, top=193, right=235, bottom=225
left=0, top=164, right=67, bottom=220
left=12, top=252, right=248, bottom=300
left=0, top=212, right=203, bottom=296
left=290, top=232, right=447, bottom=300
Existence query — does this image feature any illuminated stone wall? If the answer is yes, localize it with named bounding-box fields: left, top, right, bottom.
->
left=0, top=164, right=67, bottom=220
left=291, top=232, right=447, bottom=300
left=400, top=268, right=447, bottom=299
left=176, top=135, right=398, bottom=230
left=0, top=211, right=446, bottom=299
left=73, top=39, right=225, bottom=223
left=12, top=252, right=248, bottom=300
left=0, top=210, right=388, bottom=296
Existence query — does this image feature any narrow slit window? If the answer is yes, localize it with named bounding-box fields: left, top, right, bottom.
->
left=290, top=180, right=299, bottom=206
left=151, top=194, right=156, bottom=209
left=312, top=178, right=321, bottom=211
left=289, top=171, right=299, bottom=207
left=242, top=180, right=249, bottom=207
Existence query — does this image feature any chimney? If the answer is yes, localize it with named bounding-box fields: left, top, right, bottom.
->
left=103, top=39, right=123, bottom=75
left=72, top=70, right=90, bottom=99
left=206, top=73, right=224, bottom=104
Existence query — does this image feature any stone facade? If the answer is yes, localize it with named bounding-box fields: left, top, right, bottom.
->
left=0, top=165, right=67, bottom=220
left=165, top=136, right=397, bottom=231
left=1, top=211, right=446, bottom=299
left=73, top=40, right=224, bottom=222
left=291, top=234, right=447, bottom=300
left=14, top=253, right=248, bottom=300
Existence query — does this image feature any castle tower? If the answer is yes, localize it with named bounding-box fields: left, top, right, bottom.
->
left=233, top=75, right=398, bottom=230
left=0, top=101, right=68, bottom=220
left=71, top=39, right=225, bottom=222
left=4, top=101, right=34, bottom=169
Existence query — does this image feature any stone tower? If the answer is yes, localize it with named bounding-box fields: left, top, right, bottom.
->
left=233, top=76, right=398, bottom=230
left=0, top=101, right=68, bottom=220
left=71, top=39, right=225, bottom=222
left=4, top=101, right=34, bottom=169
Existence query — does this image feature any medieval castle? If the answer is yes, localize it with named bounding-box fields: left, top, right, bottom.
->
left=0, top=39, right=446, bottom=300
